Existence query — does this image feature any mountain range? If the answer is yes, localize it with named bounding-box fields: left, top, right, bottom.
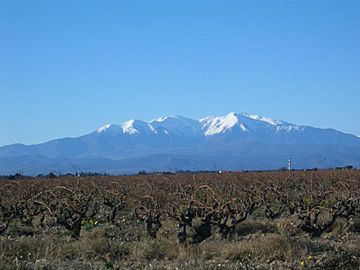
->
left=0, top=112, right=359, bottom=175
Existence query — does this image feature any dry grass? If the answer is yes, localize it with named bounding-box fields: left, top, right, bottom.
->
left=1, top=221, right=359, bottom=269
left=1, top=171, right=360, bottom=269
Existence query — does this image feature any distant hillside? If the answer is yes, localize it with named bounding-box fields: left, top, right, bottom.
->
left=1, top=112, right=359, bottom=175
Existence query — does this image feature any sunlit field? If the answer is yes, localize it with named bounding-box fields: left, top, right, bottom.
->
left=1, top=170, right=360, bottom=269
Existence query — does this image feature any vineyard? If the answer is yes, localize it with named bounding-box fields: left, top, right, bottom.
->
left=1, top=170, right=360, bottom=269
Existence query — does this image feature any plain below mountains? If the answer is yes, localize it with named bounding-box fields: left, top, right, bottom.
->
left=0, top=112, right=359, bottom=175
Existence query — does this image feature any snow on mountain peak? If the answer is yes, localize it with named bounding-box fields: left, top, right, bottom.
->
left=153, top=116, right=168, bottom=123
left=151, top=115, right=202, bottom=136
left=97, top=120, right=142, bottom=135
left=152, top=115, right=189, bottom=123
left=200, top=112, right=239, bottom=136
left=241, top=113, right=284, bottom=126
left=121, top=120, right=140, bottom=134
left=97, top=115, right=202, bottom=137
left=199, top=112, right=292, bottom=136
left=96, top=112, right=292, bottom=137
left=97, top=124, right=112, bottom=133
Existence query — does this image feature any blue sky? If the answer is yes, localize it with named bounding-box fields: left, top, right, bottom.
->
left=1, top=0, right=359, bottom=146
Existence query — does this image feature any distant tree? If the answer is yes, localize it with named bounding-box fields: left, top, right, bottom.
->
left=47, top=172, right=57, bottom=178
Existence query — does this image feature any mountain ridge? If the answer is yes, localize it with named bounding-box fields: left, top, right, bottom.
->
left=95, top=112, right=297, bottom=137
left=0, top=112, right=359, bottom=175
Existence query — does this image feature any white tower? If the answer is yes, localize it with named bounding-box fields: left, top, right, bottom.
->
left=288, top=158, right=292, bottom=171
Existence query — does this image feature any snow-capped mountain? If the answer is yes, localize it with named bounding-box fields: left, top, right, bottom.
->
left=95, top=112, right=293, bottom=137
left=97, top=115, right=203, bottom=137
left=0, top=112, right=359, bottom=175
